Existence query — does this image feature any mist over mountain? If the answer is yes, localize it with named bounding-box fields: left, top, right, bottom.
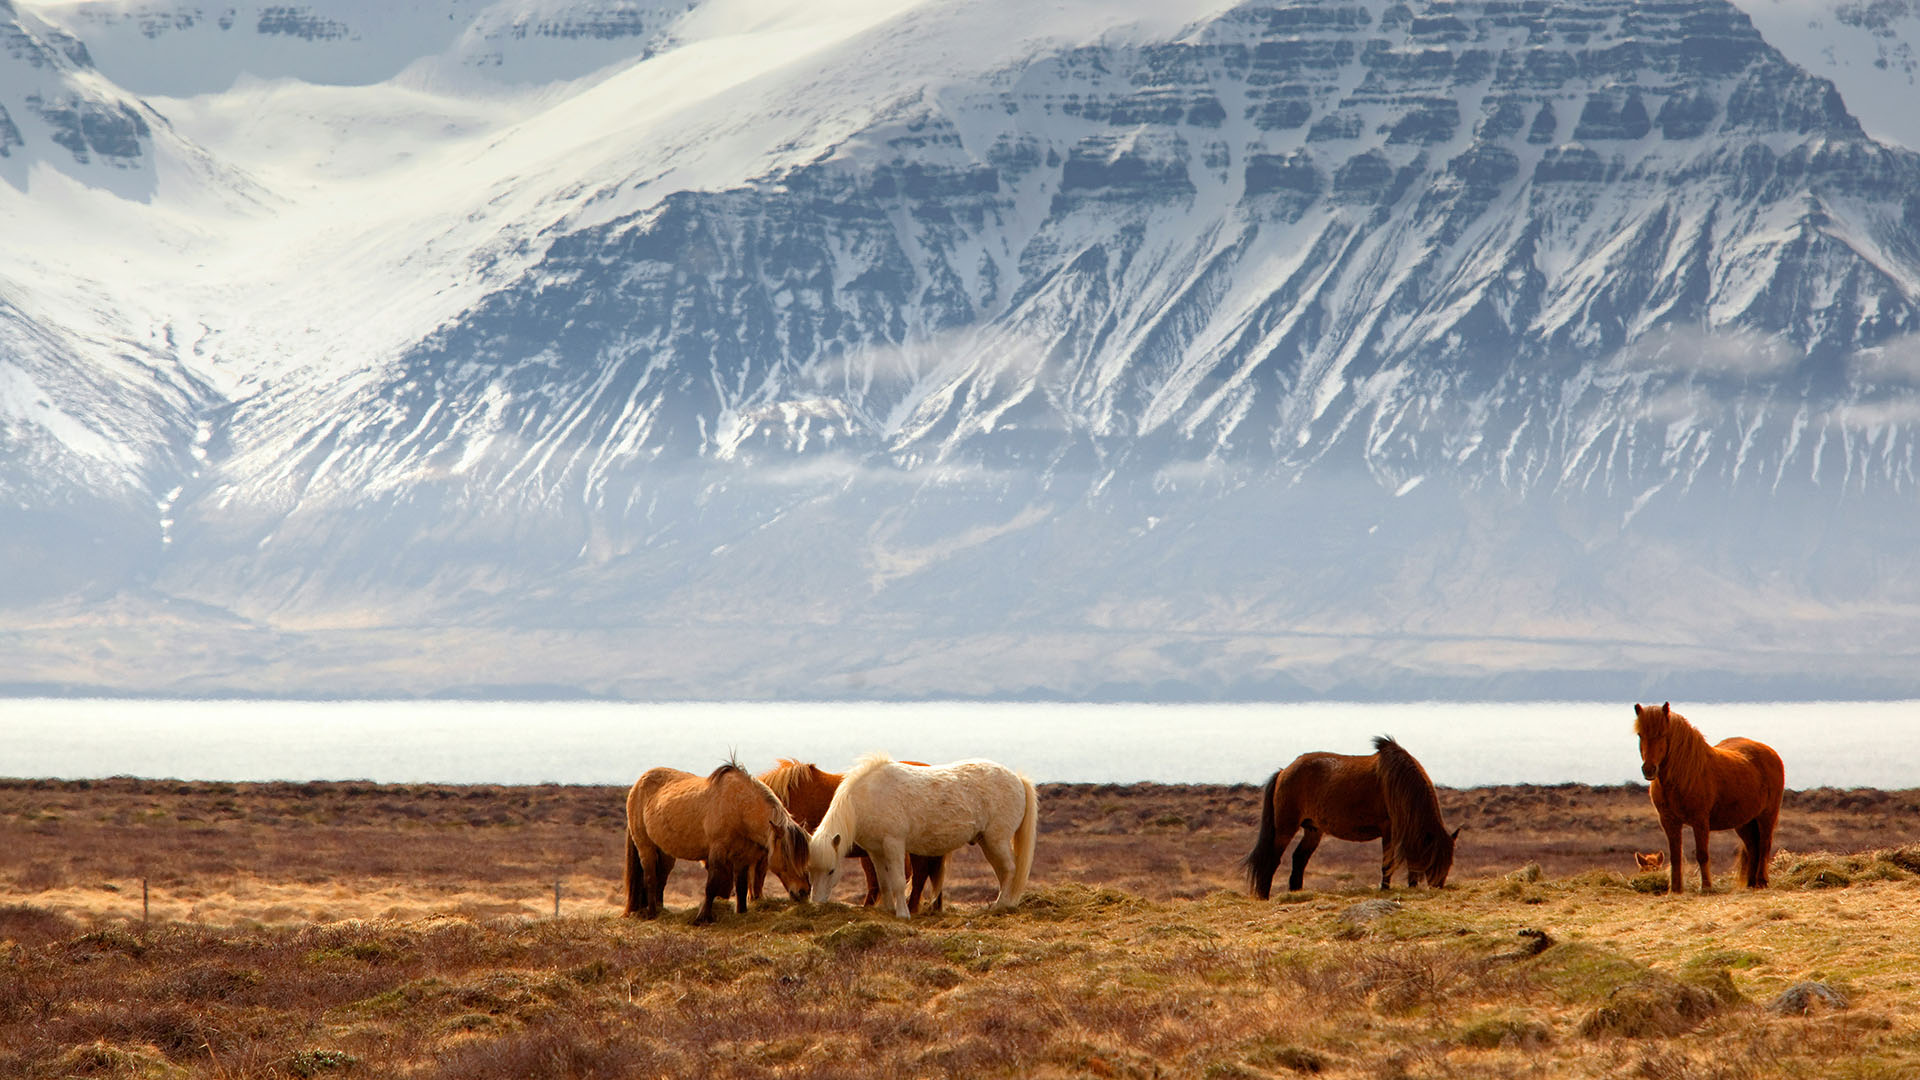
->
left=3, top=0, right=1919, bottom=701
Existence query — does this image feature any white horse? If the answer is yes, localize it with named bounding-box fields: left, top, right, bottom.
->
left=808, top=753, right=1038, bottom=918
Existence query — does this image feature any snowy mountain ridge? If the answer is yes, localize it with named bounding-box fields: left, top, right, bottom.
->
left=4, top=0, right=1920, bottom=700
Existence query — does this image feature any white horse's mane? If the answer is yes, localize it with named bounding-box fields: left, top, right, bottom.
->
left=814, top=752, right=895, bottom=857
left=843, top=751, right=895, bottom=784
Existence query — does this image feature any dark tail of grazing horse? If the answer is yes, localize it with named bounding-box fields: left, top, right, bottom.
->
left=1241, top=769, right=1283, bottom=899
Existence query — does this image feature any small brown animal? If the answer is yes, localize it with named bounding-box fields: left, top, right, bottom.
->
left=1634, top=851, right=1666, bottom=872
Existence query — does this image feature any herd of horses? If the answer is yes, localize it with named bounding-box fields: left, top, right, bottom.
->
left=622, top=702, right=1786, bottom=923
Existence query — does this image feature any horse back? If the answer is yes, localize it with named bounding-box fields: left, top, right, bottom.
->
left=857, top=758, right=1026, bottom=853
left=1705, top=737, right=1785, bottom=827
left=1275, top=752, right=1388, bottom=842
left=633, top=767, right=734, bottom=861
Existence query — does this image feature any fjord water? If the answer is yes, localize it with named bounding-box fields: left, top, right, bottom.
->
left=1, top=699, right=1914, bottom=788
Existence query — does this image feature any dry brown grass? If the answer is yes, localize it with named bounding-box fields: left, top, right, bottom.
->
left=4, top=778, right=1920, bottom=1078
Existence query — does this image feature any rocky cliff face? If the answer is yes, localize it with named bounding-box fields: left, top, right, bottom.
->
left=4, top=0, right=1920, bottom=698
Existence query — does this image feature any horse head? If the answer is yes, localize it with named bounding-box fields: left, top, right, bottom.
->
left=1422, top=825, right=1463, bottom=887
left=807, top=828, right=853, bottom=902
left=1634, top=702, right=1673, bottom=780
left=767, top=816, right=812, bottom=901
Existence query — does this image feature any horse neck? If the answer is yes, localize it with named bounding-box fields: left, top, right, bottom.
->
left=1660, top=718, right=1714, bottom=788
left=1375, top=751, right=1447, bottom=870
left=816, top=783, right=858, bottom=855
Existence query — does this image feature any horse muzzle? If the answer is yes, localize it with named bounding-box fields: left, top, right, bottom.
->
left=1641, top=762, right=1657, bottom=781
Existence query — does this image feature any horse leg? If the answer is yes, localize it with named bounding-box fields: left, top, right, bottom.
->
left=695, top=860, right=731, bottom=925
left=858, top=851, right=881, bottom=907
left=1287, top=825, right=1321, bottom=893
left=1662, top=817, right=1685, bottom=894
left=650, top=853, right=675, bottom=918
left=1735, top=821, right=1763, bottom=889
left=925, top=854, right=947, bottom=912
left=1692, top=820, right=1714, bottom=893
left=979, top=832, right=1020, bottom=912
left=873, top=840, right=910, bottom=919
left=750, top=853, right=767, bottom=901
left=906, top=854, right=931, bottom=914
left=1378, top=830, right=1395, bottom=891
left=1755, top=804, right=1780, bottom=887
left=623, top=833, right=648, bottom=918
left=734, top=865, right=751, bottom=914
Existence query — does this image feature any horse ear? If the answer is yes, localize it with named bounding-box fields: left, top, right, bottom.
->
left=1451, top=826, right=1463, bottom=840
left=1661, top=701, right=1671, bottom=719
left=1633, top=702, right=1644, bottom=716
left=831, top=832, right=841, bottom=852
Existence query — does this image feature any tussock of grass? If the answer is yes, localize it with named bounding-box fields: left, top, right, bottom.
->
left=1578, top=973, right=1721, bottom=1038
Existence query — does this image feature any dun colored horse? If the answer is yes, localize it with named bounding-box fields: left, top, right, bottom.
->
left=809, top=753, right=1038, bottom=918
left=623, top=761, right=812, bottom=924
left=1243, top=735, right=1460, bottom=897
left=756, top=759, right=945, bottom=913
left=1633, top=702, right=1784, bottom=893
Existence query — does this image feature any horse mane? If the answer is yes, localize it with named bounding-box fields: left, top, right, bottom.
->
left=759, top=759, right=809, bottom=806
left=1372, top=735, right=1451, bottom=875
left=843, top=751, right=895, bottom=784
left=707, top=758, right=799, bottom=829
left=1636, top=704, right=1714, bottom=789
left=815, top=752, right=893, bottom=853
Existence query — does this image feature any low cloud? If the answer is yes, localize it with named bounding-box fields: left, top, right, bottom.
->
left=1828, top=397, right=1920, bottom=431
left=1850, top=335, right=1920, bottom=386
left=1618, top=326, right=1801, bottom=378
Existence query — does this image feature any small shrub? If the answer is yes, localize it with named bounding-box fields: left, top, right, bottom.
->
left=1579, top=976, right=1719, bottom=1038
left=1628, top=872, right=1670, bottom=894
left=0, top=904, right=78, bottom=947
left=289, top=1049, right=360, bottom=1077
left=819, top=922, right=891, bottom=953
left=1247, top=1044, right=1328, bottom=1073
left=1458, top=1016, right=1552, bottom=1050
left=1877, top=846, right=1920, bottom=875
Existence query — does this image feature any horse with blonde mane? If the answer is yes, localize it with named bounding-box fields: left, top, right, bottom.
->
left=1633, top=702, right=1784, bottom=893
left=808, top=753, right=1038, bottom=918
left=623, top=760, right=812, bottom=924
left=1243, top=735, right=1459, bottom=897
left=756, top=759, right=945, bottom=912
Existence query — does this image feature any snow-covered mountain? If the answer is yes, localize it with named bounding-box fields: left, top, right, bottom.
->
left=4, top=0, right=1919, bottom=700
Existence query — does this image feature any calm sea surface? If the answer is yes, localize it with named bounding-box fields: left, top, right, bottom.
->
left=1, top=699, right=1915, bottom=788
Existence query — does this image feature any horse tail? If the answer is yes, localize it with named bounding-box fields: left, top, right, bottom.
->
left=1007, top=775, right=1039, bottom=904
left=1241, top=769, right=1282, bottom=898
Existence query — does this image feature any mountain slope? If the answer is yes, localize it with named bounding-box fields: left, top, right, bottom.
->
left=4, top=0, right=1920, bottom=698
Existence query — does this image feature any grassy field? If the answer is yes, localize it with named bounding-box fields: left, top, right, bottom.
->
left=3, top=778, right=1918, bottom=1078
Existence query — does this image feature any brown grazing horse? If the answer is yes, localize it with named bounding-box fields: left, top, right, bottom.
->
left=623, top=761, right=812, bottom=924
left=1243, top=736, right=1460, bottom=897
left=1633, top=702, right=1784, bottom=893
left=757, top=759, right=944, bottom=913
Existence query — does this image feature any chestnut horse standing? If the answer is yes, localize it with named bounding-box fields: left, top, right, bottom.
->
left=623, top=761, right=812, bottom=924
left=1243, top=736, right=1460, bottom=897
left=756, top=760, right=945, bottom=913
left=1633, top=702, right=1784, bottom=893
